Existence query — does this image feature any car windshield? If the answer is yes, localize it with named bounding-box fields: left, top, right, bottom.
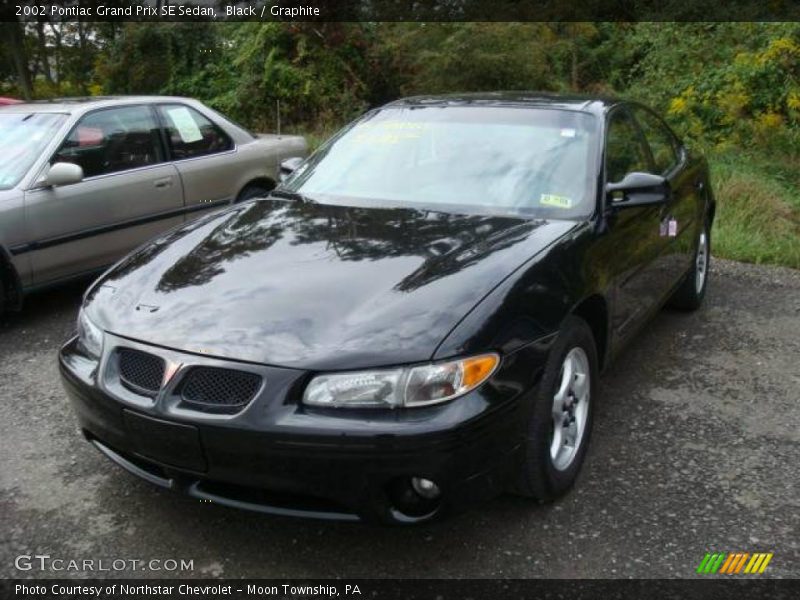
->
left=0, top=112, right=67, bottom=190
left=284, top=106, right=599, bottom=218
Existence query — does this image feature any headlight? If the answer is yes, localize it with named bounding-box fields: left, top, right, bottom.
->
left=76, top=309, right=103, bottom=359
left=303, top=353, right=499, bottom=408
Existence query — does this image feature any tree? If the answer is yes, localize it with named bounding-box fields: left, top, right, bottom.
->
left=1, top=19, right=33, bottom=99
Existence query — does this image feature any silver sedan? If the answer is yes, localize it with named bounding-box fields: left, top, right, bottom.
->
left=0, top=96, right=306, bottom=313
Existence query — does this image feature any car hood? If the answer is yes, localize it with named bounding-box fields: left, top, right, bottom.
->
left=87, top=199, right=576, bottom=370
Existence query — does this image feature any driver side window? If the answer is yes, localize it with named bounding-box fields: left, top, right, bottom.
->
left=52, top=105, right=164, bottom=178
left=632, top=107, right=680, bottom=175
left=605, top=110, right=650, bottom=184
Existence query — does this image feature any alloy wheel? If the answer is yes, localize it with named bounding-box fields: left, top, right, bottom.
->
left=695, top=230, right=709, bottom=294
left=550, top=347, right=591, bottom=471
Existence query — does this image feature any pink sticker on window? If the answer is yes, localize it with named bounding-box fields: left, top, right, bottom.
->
left=77, top=127, right=104, bottom=147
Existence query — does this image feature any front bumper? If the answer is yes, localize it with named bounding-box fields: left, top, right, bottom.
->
left=59, top=334, right=541, bottom=523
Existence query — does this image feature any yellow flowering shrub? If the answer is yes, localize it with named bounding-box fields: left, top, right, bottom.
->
left=655, top=30, right=799, bottom=148
left=717, top=87, right=750, bottom=122
left=787, top=90, right=800, bottom=111
left=668, top=96, right=689, bottom=115
left=757, top=37, right=800, bottom=65
left=755, top=111, right=784, bottom=130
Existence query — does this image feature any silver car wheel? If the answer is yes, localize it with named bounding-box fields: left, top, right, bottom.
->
left=695, top=230, right=709, bottom=294
left=550, top=347, right=591, bottom=471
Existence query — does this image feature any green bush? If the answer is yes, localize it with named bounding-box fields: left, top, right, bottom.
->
left=5, top=22, right=799, bottom=268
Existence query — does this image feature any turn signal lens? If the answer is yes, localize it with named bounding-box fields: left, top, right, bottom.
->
left=303, top=353, right=500, bottom=408
left=462, top=354, right=500, bottom=388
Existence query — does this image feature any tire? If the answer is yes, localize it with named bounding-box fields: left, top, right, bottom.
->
left=514, top=315, right=598, bottom=502
left=235, top=184, right=272, bottom=203
left=668, top=222, right=710, bottom=311
left=0, top=276, right=5, bottom=317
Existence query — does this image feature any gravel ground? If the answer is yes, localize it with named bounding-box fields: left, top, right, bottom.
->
left=1, top=258, right=798, bottom=579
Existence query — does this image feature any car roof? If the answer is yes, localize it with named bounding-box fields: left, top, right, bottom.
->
left=1, top=92, right=625, bottom=116
left=0, top=95, right=200, bottom=115
left=385, top=91, right=624, bottom=114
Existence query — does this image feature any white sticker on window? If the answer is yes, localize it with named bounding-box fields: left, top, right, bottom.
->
left=167, top=107, right=203, bottom=143
left=560, top=128, right=576, bottom=138
left=668, top=218, right=678, bottom=237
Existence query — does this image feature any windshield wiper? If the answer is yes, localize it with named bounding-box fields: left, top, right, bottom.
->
left=267, top=189, right=316, bottom=204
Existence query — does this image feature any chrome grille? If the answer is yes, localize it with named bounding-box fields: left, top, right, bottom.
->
left=180, top=367, right=261, bottom=407
left=118, top=348, right=165, bottom=397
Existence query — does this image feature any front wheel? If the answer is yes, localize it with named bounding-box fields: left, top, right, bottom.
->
left=669, top=223, right=710, bottom=311
left=514, top=316, right=597, bottom=502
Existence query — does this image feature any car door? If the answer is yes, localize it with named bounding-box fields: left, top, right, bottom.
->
left=631, top=105, right=699, bottom=289
left=602, top=106, right=666, bottom=342
left=156, top=103, right=238, bottom=218
left=23, top=104, right=184, bottom=285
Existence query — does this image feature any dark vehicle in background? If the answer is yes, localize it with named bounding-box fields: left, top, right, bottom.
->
left=0, top=96, right=306, bottom=314
left=60, top=93, right=715, bottom=524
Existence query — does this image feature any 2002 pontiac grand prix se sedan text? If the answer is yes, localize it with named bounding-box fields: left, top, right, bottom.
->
left=60, top=93, right=715, bottom=524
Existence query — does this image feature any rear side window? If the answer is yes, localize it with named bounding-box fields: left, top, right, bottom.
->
left=633, top=107, right=680, bottom=175
left=158, top=104, right=233, bottom=159
left=52, top=105, right=164, bottom=178
left=605, top=110, right=650, bottom=183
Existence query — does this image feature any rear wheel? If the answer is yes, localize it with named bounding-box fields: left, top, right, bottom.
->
left=514, top=316, right=597, bottom=502
left=669, top=223, right=710, bottom=311
left=236, top=184, right=272, bottom=203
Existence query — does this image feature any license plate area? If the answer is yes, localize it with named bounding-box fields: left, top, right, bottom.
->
left=123, top=410, right=207, bottom=472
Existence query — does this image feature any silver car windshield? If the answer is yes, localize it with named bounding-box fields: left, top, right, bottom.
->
left=285, top=106, right=599, bottom=218
left=0, top=113, right=67, bottom=190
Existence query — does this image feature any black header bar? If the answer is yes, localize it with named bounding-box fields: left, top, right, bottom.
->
left=2, top=0, right=800, bottom=22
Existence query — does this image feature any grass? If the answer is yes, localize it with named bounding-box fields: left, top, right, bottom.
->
left=304, top=127, right=341, bottom=152
left=288, top=123, right=342, bottom=152
left=709, top=151, right=800, bottom=269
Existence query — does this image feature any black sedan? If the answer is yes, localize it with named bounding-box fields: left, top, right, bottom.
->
left=60, top=93, right=715, bottom=524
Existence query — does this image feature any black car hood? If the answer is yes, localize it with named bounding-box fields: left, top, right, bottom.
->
left=88, top=199, right=576, bottom=370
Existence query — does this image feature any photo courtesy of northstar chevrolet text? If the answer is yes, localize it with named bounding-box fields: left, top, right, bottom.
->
left=0, top=0, right=798, bottom=592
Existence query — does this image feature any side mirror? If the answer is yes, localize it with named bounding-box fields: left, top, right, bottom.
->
left=45, top=162, right=84, bottom=187
left=606, top=172, right=669, bottom=208
left=279, top=156, right=305, bottom=182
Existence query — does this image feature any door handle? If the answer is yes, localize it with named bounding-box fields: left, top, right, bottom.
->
left=154, top=178, right=173, bottom=189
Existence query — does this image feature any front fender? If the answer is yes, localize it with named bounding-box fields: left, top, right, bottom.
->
left=433, top=224, right=597, bottom=361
